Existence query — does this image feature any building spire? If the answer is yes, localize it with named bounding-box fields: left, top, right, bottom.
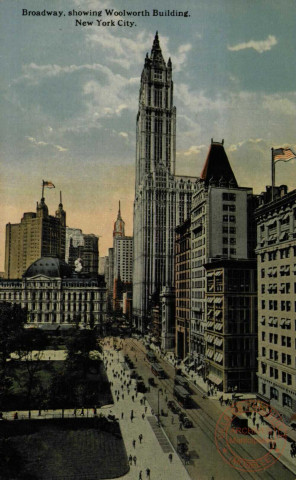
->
left=117, top=200, right=121, bottom=219
left=150, top=31, right=164, bottom=65
left=200, top=140, right=238, bottom=188
left=113, top=200, right=125, bottom=237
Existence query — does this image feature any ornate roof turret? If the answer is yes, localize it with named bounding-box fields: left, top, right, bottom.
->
left=36, top=197, right=48, bottom=218
left=55, top=191, right=66, bottom=226
left=150, top=31, right=165, bottom=66
left=200, top=139, right=238, bottom=188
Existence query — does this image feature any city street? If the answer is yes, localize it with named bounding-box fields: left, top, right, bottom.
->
left=115, top=336, right=295, bottom=480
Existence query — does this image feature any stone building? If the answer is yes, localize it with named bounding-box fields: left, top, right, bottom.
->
left=5, top=195, right=66, bottom=279
left=175, top=218, right=191, bottom=359
left=256, top=185, right=296, bottom=420
left=190, top=139, right=257, bottom=373
left=132, top=32, right=197, bottom=348
left=204, top=260, right=258, bottom=392
left=0, top=256, right=106, bottom=330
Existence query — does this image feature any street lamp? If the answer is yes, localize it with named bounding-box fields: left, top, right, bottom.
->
left=157, top=388, right=161, bottom=426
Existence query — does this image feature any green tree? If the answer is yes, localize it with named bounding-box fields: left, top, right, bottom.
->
left=15, top=329, right=47, bottom=412
left=0, top=303, right=27, bottom=408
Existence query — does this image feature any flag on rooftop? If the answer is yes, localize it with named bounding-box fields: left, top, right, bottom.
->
left=273, top=147, right=296, bottom=163
left=42, top=181, right=55, bottom=188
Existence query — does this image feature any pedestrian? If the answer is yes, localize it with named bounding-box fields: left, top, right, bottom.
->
left=168, top=453, right=173, bottom=463
left=129, top=454, right=133, bottom=465
left=93, top=407, right=97, bottom=415
left=256, top=423, right=259, bottom=430
left=121, top=412, right=124, bottom=419
left=132, top=395, right=134, bottom=402
left=80, top=408, right=84, bottom=416
left=122, top=394, right=124, bottom=400
left=139, top=434, right=143, bottom=444
left=139, top=470, right=142, bottom=480
left=146, top=467, right=150, bottom=478
left=179, top=422, right=183, bottom=430
left=14, top=412, right=18, bottom=420
left=145, top=406, right=147, bottom=413
left=133, top=439, right=136, bottom=449
left=142, top=413, right=145, bottom=420
left=133, top=455, right=137, bottom=465
left=273, top=441, right=277, bottom=450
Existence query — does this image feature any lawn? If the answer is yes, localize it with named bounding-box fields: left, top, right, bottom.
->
left=0, top=417, right=129, bottom=479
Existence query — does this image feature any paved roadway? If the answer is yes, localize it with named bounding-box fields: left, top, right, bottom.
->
left=120, top=337, right=294, bottom=480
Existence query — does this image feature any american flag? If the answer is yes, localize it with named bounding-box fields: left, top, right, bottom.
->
left=42, top=180, right=55, bottom=188
left=273, top=147, right=296, bottom=163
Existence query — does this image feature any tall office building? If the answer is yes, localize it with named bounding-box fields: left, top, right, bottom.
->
left=132, top=32, right=197, bottom=348
left=256, top=185, right=296, bottom=419
left=5, top=194, right=66, bottom=279
left=190, top=140, right=257, bottom=374
left=68, top=233, right=99, bottom=278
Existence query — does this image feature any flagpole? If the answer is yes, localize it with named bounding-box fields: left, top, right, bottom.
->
left=42, top=179, right=44, bottom=199
left=271, top=148, right=275, bottom=201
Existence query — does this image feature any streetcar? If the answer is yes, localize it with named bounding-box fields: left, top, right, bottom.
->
left=151, top=363, right=165, bottom=378
left=174, top=375, right=190, bottom=391
left=173, top=385, right=191, bottom=408
left=146, top=351, right=157, bottom=363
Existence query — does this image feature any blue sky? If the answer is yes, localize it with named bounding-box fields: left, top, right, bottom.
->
left=1, top=0, right=296, bottom=267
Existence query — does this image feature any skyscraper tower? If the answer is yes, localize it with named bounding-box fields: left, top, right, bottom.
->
left=113, top=201, right=125, bottom=238
left=133, top=33, right=197, bottom=346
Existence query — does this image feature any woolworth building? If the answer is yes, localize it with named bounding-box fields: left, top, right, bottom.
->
left=132, top=33, right=197, bottom=348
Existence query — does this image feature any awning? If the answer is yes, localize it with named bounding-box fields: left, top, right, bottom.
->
left=215, top=337, right=223, bottom=347
left=260, top=317, right=266, bottom=325
left=268, top=318, right=274, bottom=326
left=208, top=373, right=223, bottom=385
left=267, top=219, right=276, bottom=227
left=215, top=271, right=222, bottom=277
left=207, top=297, right=214, bottom=304
left=215, top=310, right=222, bottom=317
left=285, top=320, right=291, bottom=327
left=279, top=232, right=288, bottom=240
left=273, top=318, right=278, bottom=326
left=207, top=272, right=214, bottom=278
left=215, top=323, right=223, bottom=331
left=207, top=310, right=213, bottom=316
left=215, top=298, right=223, bottom=304
left=206, top=349, right=214, bottom=359
left=280, top=319, right=286, bottom=326
left=207, top=321, right=214, bottom=328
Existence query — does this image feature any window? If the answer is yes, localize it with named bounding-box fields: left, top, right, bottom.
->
left=270, top=387, right=278, bottom=400
left=283, top=393, right=292, bottom=408
left=261, top=269, right=265, bottom=279
left=223, top=193, right=236, bottom=201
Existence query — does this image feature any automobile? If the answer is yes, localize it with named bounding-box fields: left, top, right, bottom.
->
left=179, top=411, right=187, bottom=422
left=136, top=380, right=146, bottom=393
left=167, top=400, right=181, bottom=414
left=148, top=377, right=156, bottom=386
left=182, top=417, right=193, bottom=429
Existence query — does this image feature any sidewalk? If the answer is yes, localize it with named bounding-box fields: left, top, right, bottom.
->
left=103, top=345, right=191, bottom=480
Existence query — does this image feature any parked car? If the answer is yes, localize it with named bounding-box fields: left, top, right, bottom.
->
left=179, top=412, right=187, bottom=422
left=182, top=417, right=193, bottom=428
left=148, top=377, right=156, bottom=386
left=137, top=380, right=146, bottom=393
left=167, top=400, right=181, bottom=414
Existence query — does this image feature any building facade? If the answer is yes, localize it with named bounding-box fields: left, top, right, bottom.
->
left=132, top=32, right=197, bottom=348
left=175, top=218, right=191, bottom=359
left=68, top=233, right=99, bottom=278
left=256, top=185, right=296, bottom=420
left=0, top=257, right=107, bottom=329
left=190, top=140, right=257, bottom=373
left=5, top=196, right=66, bottom=279
left=204, top=260, right=258, bottom=392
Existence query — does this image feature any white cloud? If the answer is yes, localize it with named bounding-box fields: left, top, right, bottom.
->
left=25, top=136, right=68, bottom=152
left=228, top=35, right=278, bottom=54
left=26, top=136, right=48, bottom=146
left=119, top=132, right=128, bottom=138
left=262, top=94, right=296, bottom=116
left=181, top=145, right=206, bottom=156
